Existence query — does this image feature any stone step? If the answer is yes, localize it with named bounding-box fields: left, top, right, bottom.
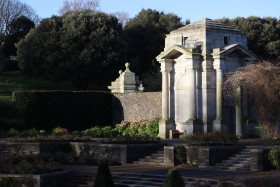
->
left=145, top=155, right=164, bottom=160
left=138, top=158, right=164, bottom=162
left=131, top=161, right=164, bottom=166
left=114, top=176, right=164, bottom=183
left=232, top=163, right=250, bottom=168
left=116, top=180, right=163, bottom=186
left=150, top=153, right=164, bottom=157
left=227, top=167, right=250, bottom=172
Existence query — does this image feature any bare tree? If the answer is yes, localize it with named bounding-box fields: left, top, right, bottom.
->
left=111, top=11, right=129, bottom=25
left=0, top=0, right=39, bottom=36
left=59, top=0, right=100, bottom=15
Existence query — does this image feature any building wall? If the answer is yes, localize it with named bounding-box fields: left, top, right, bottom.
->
left=112, top=92, right=162, bottom=124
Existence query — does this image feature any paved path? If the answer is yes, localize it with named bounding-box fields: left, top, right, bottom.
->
left=62, top=164, right=280, bottom=184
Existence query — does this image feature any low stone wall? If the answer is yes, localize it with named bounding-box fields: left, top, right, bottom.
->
left=112, top=92, right=162, bottom=124
left=0, top=171, right=69, bottom=187
left=164, top=145, right=244, bottom=167
left=0, top=142, right=161, bottom=165
left=198, top=146, right=244, bottom=167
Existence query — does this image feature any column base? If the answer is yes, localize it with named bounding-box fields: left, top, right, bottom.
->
left=158, top=119, right=174, bottom=139
left=213, top=119, right=228, bottom=131
left=186, top=119, right=203, bottom=134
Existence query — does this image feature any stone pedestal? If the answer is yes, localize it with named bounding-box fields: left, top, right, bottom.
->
left=250, top=148, right=263, bottom=172
left=158, top=120, right=174, bottom=139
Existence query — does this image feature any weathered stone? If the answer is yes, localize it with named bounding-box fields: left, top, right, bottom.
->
left=164, top=146, right=175, bottom=166
left=250, top=148, right=263, bottom=172
left=112, top=92, right=161, bottom=123
left=108, top=63, right=144, bottom=93
left=156, top=18, right=256, bottom=138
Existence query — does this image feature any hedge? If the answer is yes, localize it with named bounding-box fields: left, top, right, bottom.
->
left=0, top=91, right=112, bottom=131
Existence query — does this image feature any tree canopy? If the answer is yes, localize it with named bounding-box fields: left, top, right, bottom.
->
left=17, top=11, right=122, bottom=90
left=217, top=16, right=280, bottom=59
left=123, top=9, right=183, bottom=91
left=3, top=16, right=35, bottom=57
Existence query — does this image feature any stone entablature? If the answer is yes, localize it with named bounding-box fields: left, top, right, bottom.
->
left=157, top=18, right=256, bottom=139
left=108, top=63, right=144, bottom=93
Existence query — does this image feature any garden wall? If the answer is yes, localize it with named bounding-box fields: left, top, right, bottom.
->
left=0, top=91, right=162, bottom=131
left=0, top=142, right=161, bottom=164
left=112, top=92, right=162, bottom=124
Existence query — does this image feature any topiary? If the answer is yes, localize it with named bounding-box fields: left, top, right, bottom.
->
left=163, top=169, right=185, bottom=187
left=93, top=163, right=114, bottom=187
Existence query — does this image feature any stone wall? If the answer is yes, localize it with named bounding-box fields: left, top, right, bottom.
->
left=0, top=142, right=161, bottom=165
left=112, top=92, right=162, bottom=124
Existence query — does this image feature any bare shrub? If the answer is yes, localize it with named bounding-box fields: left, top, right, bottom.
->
left=224, top=61, right=280, bottom=138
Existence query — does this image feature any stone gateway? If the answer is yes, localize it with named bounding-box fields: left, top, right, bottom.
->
left=156, top=18, right=256, bottom=139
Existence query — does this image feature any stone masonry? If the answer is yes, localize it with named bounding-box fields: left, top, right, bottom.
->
left=156, top=18, right=256, bottom=139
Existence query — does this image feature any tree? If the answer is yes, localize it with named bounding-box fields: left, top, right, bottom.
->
left=224, top=61, right=280, bottom=137
left=59, top=0, right=99, bottom=15
left=0, top=0, right=38, bottom=36
left=217, top=17, right=280, bottom=59
left=123, top=9, right=183, bottom=91
left=111, top=11, right=129, bottom=26
left=17, top=16, right=63, bottom=80
left=17, top=11, right=122, bottom=90
left=3, top=16, right=35, bottom=57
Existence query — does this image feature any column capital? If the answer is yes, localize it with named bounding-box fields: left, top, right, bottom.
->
left=160, top=59, right=173, bottom=72
left=213, top=57, right=226, bottom=70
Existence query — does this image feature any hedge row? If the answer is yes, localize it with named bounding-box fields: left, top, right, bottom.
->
left=0, top=91, right=113, bottom=131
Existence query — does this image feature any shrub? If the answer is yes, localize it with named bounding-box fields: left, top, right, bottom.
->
left=175, top=145, right=186, bottom=165
left=0, top=154, right=61, bottom=174
left=244, top=177, right=280, bottom=187
left=0, top=177, right=34, bottom=187
left=186, top=148, right=198, bottom=166
left=9, top=91, right=113, bottom=130
left=52, top=127, right=69, bottom=136
left=115, top=118, right=159, bottom=138
left=268, top=146, right=280, bottom=170
left=94, top=163, right=114, bottom=187
left=184, top=131, right=238, bottom=146
left=163, top=169, right=185, bottom=187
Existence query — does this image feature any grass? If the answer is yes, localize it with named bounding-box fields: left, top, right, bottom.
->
left=0, top=71, right=106, bottom=98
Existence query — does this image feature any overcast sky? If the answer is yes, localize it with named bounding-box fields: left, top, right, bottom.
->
left=21, top=0, right=280, bottom=23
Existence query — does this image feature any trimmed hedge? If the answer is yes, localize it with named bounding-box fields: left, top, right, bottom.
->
left=0, top=91, right=112, bottom=131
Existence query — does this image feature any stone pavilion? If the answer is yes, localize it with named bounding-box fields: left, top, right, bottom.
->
left=156, top=18, right=256, bottom=139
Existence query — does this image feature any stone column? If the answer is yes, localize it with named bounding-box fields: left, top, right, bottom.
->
left=188, top=69, right=197, bottom=121
left=213, top=54, right=227, bottom=131
left=158, top=59, right=173, bottom=139
left=186, top=54, right=201, bottom=134
left=236, top=86, right=243, bottom=137
left=162, top=70, right=169, bottom=120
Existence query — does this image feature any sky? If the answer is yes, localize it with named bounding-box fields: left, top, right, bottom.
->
left=21, top=0, right=280, bottom=23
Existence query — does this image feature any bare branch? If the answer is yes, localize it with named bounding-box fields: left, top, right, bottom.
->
left=59, top=0, right=100, bottom=15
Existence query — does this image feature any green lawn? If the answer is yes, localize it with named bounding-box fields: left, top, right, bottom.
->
left=0, top=71, right=105, bottom=98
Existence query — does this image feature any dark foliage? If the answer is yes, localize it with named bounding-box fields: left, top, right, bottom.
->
left=163, top=169, right=185, bottom=187
left=123, top=9, right=183, bottom=91
left=0, top=91, right=112, bottom=131
left=94, top=163, right=114, bottom=187
left=17, top=11, right=122, bottom=90
left=217, top=16, right=280, bottom=59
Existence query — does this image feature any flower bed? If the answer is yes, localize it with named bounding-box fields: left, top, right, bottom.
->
left=4, top=118, right=160, bottom=143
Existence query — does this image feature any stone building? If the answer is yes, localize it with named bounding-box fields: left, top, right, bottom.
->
left=156, top=18, right=256, bottom=139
